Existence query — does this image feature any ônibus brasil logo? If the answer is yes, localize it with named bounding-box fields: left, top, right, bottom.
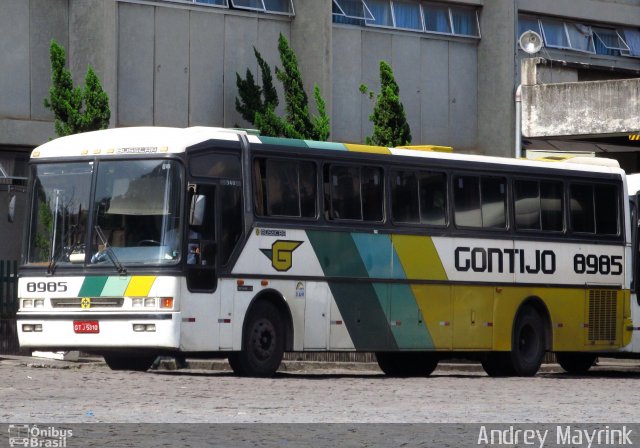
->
left=8, top=424, right=72, bottom=447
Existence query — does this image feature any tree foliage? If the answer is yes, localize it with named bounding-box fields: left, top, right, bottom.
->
left=43, top=40, right=110, bottom=137
left=235, top=47, right=278, bottom=123
left=361, top=61, right=411, bottom=147
left=235, top=34, right=330, bottom=141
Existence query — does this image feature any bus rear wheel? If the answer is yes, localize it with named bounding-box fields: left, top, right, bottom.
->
left=481, top=353, right=516, bottom=377
left=375, top=352, right=439, bottom=377
left=104, top=354, right=155, bottom=371
left=228, top=301, right=284, bottom=377
left=556, top=353, right=596, bottom=374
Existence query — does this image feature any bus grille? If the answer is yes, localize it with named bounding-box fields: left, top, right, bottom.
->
left=588, top=290, right=617, bottom=342
left=51, top=297, right=124, bottom=308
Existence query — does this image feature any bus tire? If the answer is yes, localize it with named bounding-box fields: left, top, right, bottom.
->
left=104, top=354, right=155, bottom=371
left=556, top=353, right=596, bottom=374
left=509, top=306, right=545, bottom=376
left=481, top=353, right=516, bottom=377
left=228, top=300, right=284, bottom=377
left=375, top=352, right=438, bottom=377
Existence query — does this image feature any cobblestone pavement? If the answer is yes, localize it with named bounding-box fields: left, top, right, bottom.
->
left=1, top=356, right=640, bottom=424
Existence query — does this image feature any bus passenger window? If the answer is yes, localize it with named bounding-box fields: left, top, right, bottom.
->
left=362, top=167, right=383, bottom=222
left=570, top=184, right=595, bottom=233
left=330, top=165, right=361, bottom=220
left=515, top=180, right=540, bottom=230
left=595, top=185, right=618, bottom=235
left=392, top=170, right=420, bottom=223
left=420, top=172, right=446, bottom=226
left=267, top=160, right=300, bottom=216
left=540, top=181, right=563, bottom=231
left=481, top=177, right=506, bottom=229
left=454, top=175, right=481, bottom=227
left=258, top=159, right=317, bottom=218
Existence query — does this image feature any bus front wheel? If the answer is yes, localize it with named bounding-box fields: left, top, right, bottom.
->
left=104, top=354, right=155, bottom=371
left=375, top=352, right=439, bottom=377
left=556, top=352, right=596, bottom=374
left=510, top=306, right=545, bottom=376
left=228, top=301, right=284, bottom=377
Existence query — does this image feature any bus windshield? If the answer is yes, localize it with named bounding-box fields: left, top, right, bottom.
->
left=26, top=159, right=183, bottom=268
left=26, top=162, right=93, bottom=267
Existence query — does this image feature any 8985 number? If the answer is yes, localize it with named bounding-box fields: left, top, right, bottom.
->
left=573, top=254, right=622, bottom=275
left=26, top=281, right=68, bottom=293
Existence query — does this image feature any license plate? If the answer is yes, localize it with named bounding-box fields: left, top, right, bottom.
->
left=73, top=321, right=99, bottom=334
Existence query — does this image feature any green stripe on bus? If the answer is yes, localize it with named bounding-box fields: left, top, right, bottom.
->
left=388, top=284, right=434, bottom=349
left=78, top=276, right=109, bottom=297
left=307, top=231, right=369, bottom=278
left=329, top=281, right=397, bottom=351
left=308, top=231, right=397, bottom=350
left=258, top=136, right=308, bottom=148
left=101, top=276, right=131, bottom=296
left=303, top=140, right=347, bottom=151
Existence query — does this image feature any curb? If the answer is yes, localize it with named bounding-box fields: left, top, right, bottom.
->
left=2, top=354, right=638, bottom=374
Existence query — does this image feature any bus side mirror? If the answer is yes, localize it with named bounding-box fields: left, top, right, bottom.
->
left=7, top=194, right=15, bottom=223
left=189, top=194, right=206, bottom=226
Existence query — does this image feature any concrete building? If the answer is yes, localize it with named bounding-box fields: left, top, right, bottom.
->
left=1, top=0, right=640, bottom=259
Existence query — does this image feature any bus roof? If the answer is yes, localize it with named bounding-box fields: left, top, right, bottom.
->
left=31, top=126, right=625, bottom=177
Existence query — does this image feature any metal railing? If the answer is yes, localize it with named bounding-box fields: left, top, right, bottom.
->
left=0, top=259, right=20, bottom=354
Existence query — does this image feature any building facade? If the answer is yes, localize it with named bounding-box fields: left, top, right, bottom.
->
left=1, top=0, right=640, bottom=259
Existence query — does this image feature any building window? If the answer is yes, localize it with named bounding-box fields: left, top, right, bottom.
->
left=423, top=3, right=451, bottom=33
left=593, top=27, right=630, bottom=56
left=519, top=14, right=640, bottom=58
left=334, top=1, right=480, bottom=38
left=194, top=0, right=228, bottom=6
left=333, top=0, right=374, bottom=21
left=624, top=29, right=640, bottom=56
left=230, top=0, right=294, bottom=14
left=449, top=5, right=479, bottom=37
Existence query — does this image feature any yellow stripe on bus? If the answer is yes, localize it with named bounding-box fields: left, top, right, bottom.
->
left=344, top=143, right=391, bottom=154
left=124, top=276, right=157, bottom=297
left=392, top=235, right=448, bottom=281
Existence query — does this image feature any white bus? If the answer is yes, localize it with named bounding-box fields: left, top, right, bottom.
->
left=16, top=127, right=640, bottom=376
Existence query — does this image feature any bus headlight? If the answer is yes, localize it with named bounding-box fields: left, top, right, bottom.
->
left=144, top=298, right=156, bottom=308
left=34, top=299, right=45, bottom=308
left=132, top=298, right=143, bottom=307
left=22, top=299, right=34, bottom=308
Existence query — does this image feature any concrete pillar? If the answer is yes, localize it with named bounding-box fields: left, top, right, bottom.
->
left=290, top=0, right=332, bottom=120
left=69, top=0, right=118, bottom=128
left=477, top=1, right=517, bottom=158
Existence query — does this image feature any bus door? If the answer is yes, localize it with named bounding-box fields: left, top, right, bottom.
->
left=185, top=145, right=244, bottom=350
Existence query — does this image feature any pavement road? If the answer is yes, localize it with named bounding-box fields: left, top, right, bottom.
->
left=1, top=356, right=640, bottom=424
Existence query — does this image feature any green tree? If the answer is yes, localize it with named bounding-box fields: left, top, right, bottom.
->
left=44, top=40, right=110, bottom=137
left=235, top=47, right=278, bottom=123
left=237, top=34, right=330, bottom=140
left=360, top=60, right=411, bottom=147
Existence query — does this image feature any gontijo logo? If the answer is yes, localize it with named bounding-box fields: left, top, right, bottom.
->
left=260, top=240, right=303, bottom=272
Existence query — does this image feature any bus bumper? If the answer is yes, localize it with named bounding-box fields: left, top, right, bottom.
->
left=16, top=312, right=180, bottom=350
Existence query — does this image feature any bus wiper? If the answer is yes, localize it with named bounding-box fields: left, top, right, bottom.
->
left=94, top=225, right=127, bottom=275
left=47, top=225, right=80, bottom=275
